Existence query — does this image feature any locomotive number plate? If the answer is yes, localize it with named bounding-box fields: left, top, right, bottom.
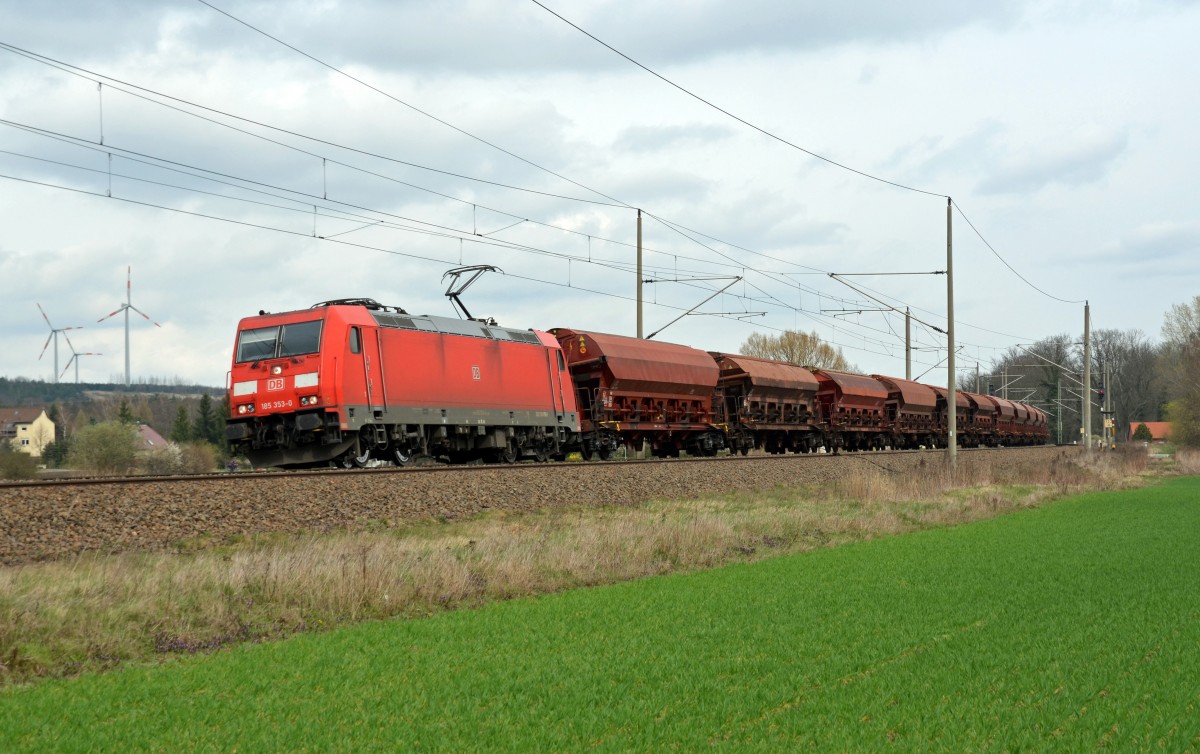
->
left=260, top=400, right=294, bottom=411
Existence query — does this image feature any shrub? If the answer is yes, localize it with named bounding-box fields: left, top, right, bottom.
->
left=0, top=442, right=39, bottom=480
left=141, top=445, right=183, bottom=475
left=178, top=442, right=219, bottom=474
left=67, top=421, right=140, bottom=476
left=1132, top=423, right=1153, bottom=443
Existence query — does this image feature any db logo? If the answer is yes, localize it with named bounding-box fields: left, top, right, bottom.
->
left=471, top=366, right=481, bottom=381
left=267, top=378, right=285, bottom=391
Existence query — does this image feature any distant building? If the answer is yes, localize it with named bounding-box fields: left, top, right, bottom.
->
left=0, top=407, right=56, bottom=458
left=1128, top=421, right=1171, bottom=443
left=134, top=423, right=170, bottom=451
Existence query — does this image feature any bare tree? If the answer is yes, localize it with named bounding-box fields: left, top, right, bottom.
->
left=1160, top=296, right=1200, bottom=445
left=739, top=330, right=854, bottom=371
left=1088, top=328, right=1162, bottom=433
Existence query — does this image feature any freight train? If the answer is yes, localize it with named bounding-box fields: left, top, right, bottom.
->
left=224, top=298, right=1049, bottom=468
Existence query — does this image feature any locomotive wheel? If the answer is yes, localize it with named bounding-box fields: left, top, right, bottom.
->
left=393, top=447, right=412, bottom=466
left=343, top=447, right=372, bottom=468
left=534, top=448, right=549, bottom=463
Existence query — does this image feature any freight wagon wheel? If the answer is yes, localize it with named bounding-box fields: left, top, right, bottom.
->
left=581, top=446, right=596, bottom=461
left=597, top=446, right=614, bottom=461
left=500, top=445, right=518, bottom=464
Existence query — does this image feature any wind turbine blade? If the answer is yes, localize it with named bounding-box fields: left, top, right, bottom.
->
left=62, top=331, right=77, bottom=353
left=60, top=355, right=76, bottom=380
left=38, top=333, right=52, bottom=359
left=62, top=325, right=83, bottom=331
left=129, top=305, right=162, bottom=327
left=98, top=306, right=125, bottom=323
left=37, top=303, right=53, bottom=328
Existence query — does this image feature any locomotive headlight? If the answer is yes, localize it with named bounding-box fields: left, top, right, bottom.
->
left=271, top=365, right=283, bottom=375
left=238, top=405, right=247, bottom=414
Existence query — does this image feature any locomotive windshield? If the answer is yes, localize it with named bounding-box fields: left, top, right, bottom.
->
left=236, top=320, right=323, bottom=362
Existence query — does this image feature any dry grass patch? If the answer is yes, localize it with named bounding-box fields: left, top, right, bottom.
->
left=0, top=449, right=1157, bottom=685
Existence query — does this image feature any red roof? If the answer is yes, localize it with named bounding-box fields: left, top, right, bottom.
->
left=1128, top=421, right=1171, bottom=441
left=136, top=424, right=170, bottom=450
left=0, top=407, right=48, bottom=425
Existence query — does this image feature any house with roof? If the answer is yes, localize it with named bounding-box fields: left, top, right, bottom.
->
left=134, top=423, right=170, bottom=451
left=1128, top=421, right=1171, bottom=443
left=0, top=407, right=56, bottom=458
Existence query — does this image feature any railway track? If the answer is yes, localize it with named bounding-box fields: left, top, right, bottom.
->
left=1, top=444, right=1055, bottom=490
left=0, top=445, right=1073, bottom=567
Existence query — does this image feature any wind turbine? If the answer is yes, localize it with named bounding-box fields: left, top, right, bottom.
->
left=37, top=303, right=82, bottom=384
left=97, top=266, right=162, bottom=386
left=59, top=332, right=102, bottom=384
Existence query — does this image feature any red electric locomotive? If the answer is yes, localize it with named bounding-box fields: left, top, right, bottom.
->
left=226, top=299, right=578, bottom=468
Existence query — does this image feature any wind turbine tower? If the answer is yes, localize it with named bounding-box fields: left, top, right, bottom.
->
left=37, top=304, right=82, bottom=384
left=98, top=266, right=162, bottom=386
left=59, top=332, right=102, bottom=384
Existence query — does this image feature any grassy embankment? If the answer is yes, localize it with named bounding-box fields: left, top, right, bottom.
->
left=0, top=448, right=1156, bottom=686
left=2, top=457, right=1198, bottom=749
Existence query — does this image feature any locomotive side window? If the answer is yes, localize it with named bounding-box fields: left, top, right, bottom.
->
left=557, top=351, right=565, bottom=371
left=236, top=326, right=279, bottom=362
left=349, top=327, right=361, bottom=354
left=279, top=320, right=322, bottom=358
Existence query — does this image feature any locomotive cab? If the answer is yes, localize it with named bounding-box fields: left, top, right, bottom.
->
left=225, top=308, right=355, bottom=467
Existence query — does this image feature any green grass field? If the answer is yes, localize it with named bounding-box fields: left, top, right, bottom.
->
left=3, top=476, right=1199, bottom=751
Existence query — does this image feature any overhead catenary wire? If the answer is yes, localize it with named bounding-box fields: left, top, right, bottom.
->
left=528, top=0, right=1084, bottom=307
left=180, top=6, right=1068, bottom=323
left=2, top=26, right=1060, bottom=367
left=0, top=38, right=1036, bottom=350
left=0, top=168, right=948, bottom=367
left=0, top=119, right=1012, bottom=365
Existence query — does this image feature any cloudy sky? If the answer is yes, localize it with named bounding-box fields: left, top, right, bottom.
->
left=2, top=0, right=1197, bottom=388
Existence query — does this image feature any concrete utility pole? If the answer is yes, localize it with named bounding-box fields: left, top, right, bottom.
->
left=946, top=197, right=957, bottom=470
left=975, top=363, right=980, bottom=394
left=1002, top=365, right=1008, bottom=400
left=1083, top=301, right=1091, bottom=454
left=905, top=308, right=912, bottom=380
left=1057, top=374, right=1063, bottom=444
left=636, top=209, right=643, bottom=339
left=1104, top=361, right=1113, bottom=449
